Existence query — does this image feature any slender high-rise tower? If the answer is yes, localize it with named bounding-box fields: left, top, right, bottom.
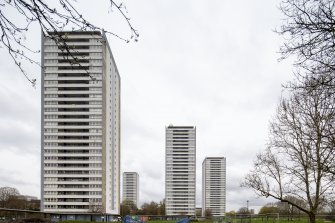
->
left=122, top=172, right=139, bottom=208
left=165, top=125, right=196, bottom=216
left=41, top=31, right=120, bottom=215
left=202, top=157, right=226, bottom=217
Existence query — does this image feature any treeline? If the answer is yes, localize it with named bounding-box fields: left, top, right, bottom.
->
left=1, top=186, right=167, bottom=216
left=225, top=196, right=335, bottom=216
left=0, top=187, right=40, bottom=210
left=258, top=199, right=335, bottom=215
left=121, top=199, right=165, bottom=216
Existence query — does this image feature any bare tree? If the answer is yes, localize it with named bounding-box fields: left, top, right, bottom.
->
left=120, top=199, right=137, bottom=216
left=242, top=85, right=335, bottom=223
left=276, top=196, right=307, bottom=216
left=140, top=201, right=159, bottom=215
left=258, top=203, right=279, bottom=215
left=0, top=186, right=20, bottom=208
left=327, top=200, right=335, bottom=214
left=237, top=207, right=250, bottom=215
left=89, top=200, right=103, bottom=213
left=277, top=0, right=335, bottom=88
left=204, top=209, right=213, bottom=218
left=158, top=199, right=166, bottom=215
left=0, top=0, right=138, bottom=86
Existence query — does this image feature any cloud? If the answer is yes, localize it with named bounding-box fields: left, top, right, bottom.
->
left=0, top=150, right=40, bottom=197
left=0, top=56, right=40, bottom=155
left=0, top=169, right=34, bottom=188
left=0, top=119, right=39, bottom=154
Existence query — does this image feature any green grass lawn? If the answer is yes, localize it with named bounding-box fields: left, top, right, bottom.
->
left=224, top=217, right=334, bottom=223
left=57, top=217, right=335, bottom=223
left=147, top=218, right=335, bottom=223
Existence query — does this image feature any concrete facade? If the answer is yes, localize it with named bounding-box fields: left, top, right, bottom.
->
left=41, top=31, right=120, bottom=215
left=202, top=157, right=226, bottom=217
left=122, top=172, right=139, bottom=207
left=165, top=125, right=196, bottom=216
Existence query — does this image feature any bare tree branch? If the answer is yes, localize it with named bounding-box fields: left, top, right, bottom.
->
left=277, top=0, right=335, bottom=89
left=0, top=0, right=138, bottom=86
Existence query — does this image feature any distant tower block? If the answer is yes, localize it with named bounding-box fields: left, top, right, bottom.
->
left=165, top=125, right=196, bottom=216
left=122, top=172, right=139, bottom=207
left=202, top=157, right=226, bottom=216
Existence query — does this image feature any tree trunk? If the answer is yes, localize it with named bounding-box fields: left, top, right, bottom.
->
left=309, top=212, right=316, bottom=223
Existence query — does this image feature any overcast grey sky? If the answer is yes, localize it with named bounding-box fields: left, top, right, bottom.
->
left=0, top=0, right=294, bottom=212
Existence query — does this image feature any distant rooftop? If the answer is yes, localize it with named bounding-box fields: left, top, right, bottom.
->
left=48, top=30, right=101, bottom=36
left=167, top=125, right=195, bottom=129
